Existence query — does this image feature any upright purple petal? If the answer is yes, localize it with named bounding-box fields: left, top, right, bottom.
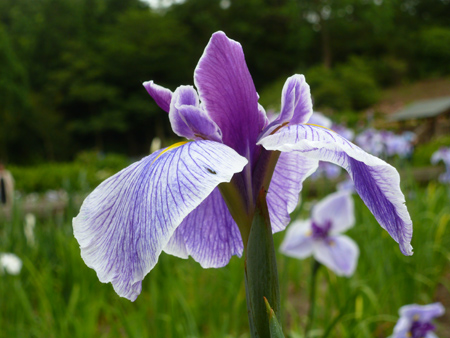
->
left=169, top=86, right=222, bottom=142
left=279, top=220, right=315, bottom=259
left=259, top=75, right=312, bottom=139
left=73, top=141, right=247, bottom=301
left=258, top=124, right=413, bottom=256
left=267, top=151, right=318, bottom=232
left=313, top=235, right=359, bottom=277
left=312, top=191, right=355, bottom=234
left=165, top=188, right=243, bottom=268
left=143, top=80, right=173, bottom=113
left=194, top=31, right=266, bottom=157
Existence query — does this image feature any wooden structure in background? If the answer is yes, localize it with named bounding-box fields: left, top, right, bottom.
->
left=387, top=97, right=450, bottom=143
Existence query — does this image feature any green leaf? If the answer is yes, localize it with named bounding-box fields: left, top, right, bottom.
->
left=264, top=297, right=285, bottom=338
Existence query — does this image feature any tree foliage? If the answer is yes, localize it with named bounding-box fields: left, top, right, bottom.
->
left=0, top=0, right=449, bottom=163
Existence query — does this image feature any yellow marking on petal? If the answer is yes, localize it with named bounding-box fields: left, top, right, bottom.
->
left=306, top=230, right=312, bottom=237
left=303, top=123, right=335, bottom=133
left=152, top=141, right=189, bottom=163
left=413, top=314, right=420, bottom=321
left=328, top=240, right=336, bottom=246
left=406, top=332, right=412, bottom=338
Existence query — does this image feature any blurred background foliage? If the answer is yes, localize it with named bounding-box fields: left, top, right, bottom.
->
left=1, top=0, right=450, bottom=165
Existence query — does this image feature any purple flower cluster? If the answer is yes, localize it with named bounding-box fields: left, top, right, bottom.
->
left=355, top=129, right=416, bottom=159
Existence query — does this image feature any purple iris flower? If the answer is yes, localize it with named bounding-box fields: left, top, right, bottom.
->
left=310, top=161, right=342, bottom=180
left=280, top=191, right=358, bottom=276
left=73, top=31, right=412, bottom=301
left=431, top=147, right=450, bottom=183
left=332, top=124, right=355, bottom=142
left=385, top=132, right=416, bottom=158
left=355, top=128, right=386, bottom=157
left=391, top=303, right=444, bottom=338
left=337, top=178, right=355, bottom=193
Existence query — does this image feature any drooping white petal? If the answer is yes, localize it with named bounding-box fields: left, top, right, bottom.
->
left=73, top=141, right=247, bottom=301
left=258, top=124, right=413, bottom=256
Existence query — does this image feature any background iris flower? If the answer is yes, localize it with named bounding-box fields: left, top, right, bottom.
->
left=73, top=31, right=413, bottom=301
left=280, top=191, right=359, bottom=277
left=391, top=303, right=445, bottom=338
left=431, top=147, right=450, bottom=183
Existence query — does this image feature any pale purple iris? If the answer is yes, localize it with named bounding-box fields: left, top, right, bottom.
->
left=431, top=147, right=450, bottom=183
left=391, top=303, right=444, bottom=338
left=385, top=131, right=416, bottom=158
left=73, top=31, right=413, bottom=301
left=280, top=191, right=359, bottom=276
left=355, top=128, right=385, bottom=157
left=356, top=129, right=415, bottom=159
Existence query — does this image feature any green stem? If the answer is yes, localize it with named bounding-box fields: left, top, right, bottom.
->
left=245, top=189, right=281, bottom=337
left=304, top=259, right=321, bottom=338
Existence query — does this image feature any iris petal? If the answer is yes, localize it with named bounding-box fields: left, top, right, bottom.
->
left=399, top=303, right=445, bottom=323
left=143, top=80, right=172, bottom=113
left=258, top=124, right=413, bottom=256
left=194, top=31, right=267, bottom=158
left=267, top=151, right=318, bottom=232
left=279, top=220, right=314, bottom=259
left=312, top=191, right=355, bottom=234
left=73, top=141, right=247, bottom=301
left=169, top=86, right=222, bottom=142
left=165, top=188, right=243, bottom=268
left=313, top=235, right=359, bottom=277
left=259, top=75, right=313, bottom=139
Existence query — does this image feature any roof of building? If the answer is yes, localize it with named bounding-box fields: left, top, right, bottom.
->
left=388, top=96, right=450, bottom=121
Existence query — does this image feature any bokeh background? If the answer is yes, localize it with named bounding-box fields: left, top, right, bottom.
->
left=1, top=0, right=450, bottom=337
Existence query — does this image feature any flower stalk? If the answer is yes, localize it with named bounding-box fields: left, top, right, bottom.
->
left=245, top=189, right=282, bottom=337
left=304, top=259, right=321, bottom=338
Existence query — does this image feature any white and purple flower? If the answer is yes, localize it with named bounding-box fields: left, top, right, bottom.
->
left=280, top=191, right=358, bottom=276
left=73, top=31, right=413, bottom=301
left=431, top=147, right=450, bottom=183
left=391, top=303, right=445, bottom=338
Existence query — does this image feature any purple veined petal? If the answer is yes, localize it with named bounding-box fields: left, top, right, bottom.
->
left=258, top=124, right=413, bottom=256
left=73, top=141, right=247, bottom=301
left=260, top=75, right=313, bottom=139
left=164, top=188, right=243, bottom=268
left=399, top=303, right=445, bottom=323
left=143, top=80, right=173, bottom=113
left=313, top=235, right=359, bottom=277
left=312, top=191, right=355, bottom=234
left=280, top=220, right=314, bottom=259
left=267, top=151, right=319, bottom=233
left=163, top=226, right=189, bottom=259
left=169, top=86, right=222, bottom=142
left=285, top=75, right=313, bottom=125
left=194, top=31, right=266, bottom=158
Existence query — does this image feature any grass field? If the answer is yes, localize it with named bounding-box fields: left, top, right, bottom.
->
left=0, top=176, right=449, bottom=337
